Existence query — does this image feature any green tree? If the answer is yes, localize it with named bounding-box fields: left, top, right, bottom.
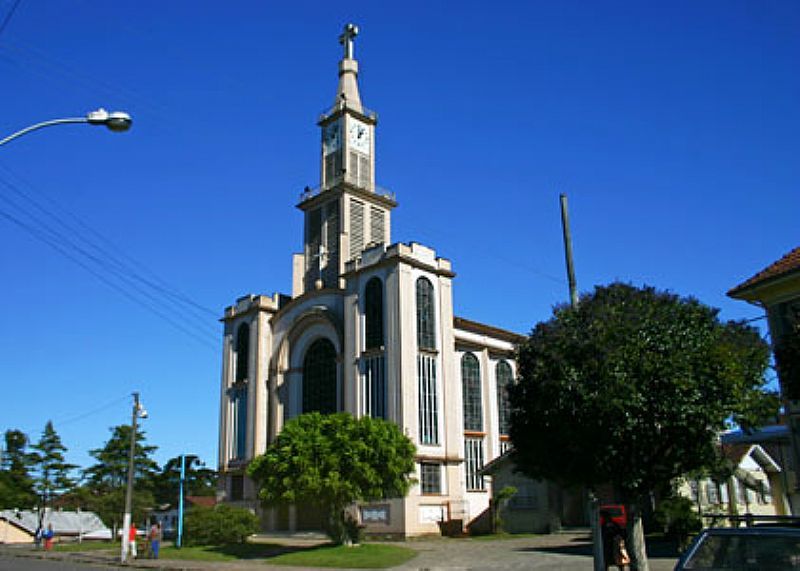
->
left=153, top=454, right=217, bottom=506
left=183, top=505, right=259, bottom=546
left=82, top=424, right=159, bottom=532
left=509, top=283, right=778, bottom=570
left=30, top=421, right=77, bottom=508
left=248, top=412, right=416, bottom=544
left=0, top=429, right=36, bottom=509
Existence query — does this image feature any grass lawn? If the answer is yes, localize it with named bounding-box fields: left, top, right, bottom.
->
left=159, top=542, right=416, bottom=568
left=268, top=544, right=417, bottom=568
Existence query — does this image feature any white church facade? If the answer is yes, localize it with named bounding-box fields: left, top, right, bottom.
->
left=217, top=24, right=524, bottom=536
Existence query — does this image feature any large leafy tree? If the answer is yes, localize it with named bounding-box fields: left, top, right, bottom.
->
left=30, top=421, right=77, bottom=507
left=82, top=424, right=159, bottom=531
left=0, top=429, right=36, bottom=509
left=248, top=412, right=416, bottom=544
left=153, top=454, right=217, bottom=506
left=510, top=283, right=778, bottom=570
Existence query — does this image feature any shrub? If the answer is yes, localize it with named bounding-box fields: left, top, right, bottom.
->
left=183, top=505, right=259, bottom=546
left=654, top=495, right=702, bottom=546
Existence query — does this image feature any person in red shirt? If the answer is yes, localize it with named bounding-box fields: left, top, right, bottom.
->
left=128, top=523, right=138, bottom=559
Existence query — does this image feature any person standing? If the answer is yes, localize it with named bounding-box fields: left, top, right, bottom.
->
left=128, top=522, right=138, bottom=559
left=149, top=522, right=162, bottom=559
left=42, top=524, right=55, bottom=551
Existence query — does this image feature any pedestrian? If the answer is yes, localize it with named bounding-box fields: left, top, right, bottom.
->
left=33, top=525, right=42, bottom=549
left=600, top=510, right=630, bottom=571
left=128, top=522, right=138, bottom=559
left=42, top=524, right=55, bottom=551
left=149, top=522, right=162, bottom=559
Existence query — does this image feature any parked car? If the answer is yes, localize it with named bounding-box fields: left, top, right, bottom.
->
left=674, top=526, right=800, bottom=570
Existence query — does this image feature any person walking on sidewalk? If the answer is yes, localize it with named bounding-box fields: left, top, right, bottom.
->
left=128, top=522, right=138, bottom=559
left=149, top=522, right=162, bottom=559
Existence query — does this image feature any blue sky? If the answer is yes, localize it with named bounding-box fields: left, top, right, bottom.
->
left=0, top=1, right=797, bottom=473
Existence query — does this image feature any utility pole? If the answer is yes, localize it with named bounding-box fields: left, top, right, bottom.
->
left=559, top=194, right=579, bottom=307
left=177, top=454, right=186, bottom=548
left=121, top=392, right=146, bottom=563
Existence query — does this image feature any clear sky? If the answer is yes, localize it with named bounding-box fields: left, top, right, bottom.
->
left=0, top=1, right=797, bottom=473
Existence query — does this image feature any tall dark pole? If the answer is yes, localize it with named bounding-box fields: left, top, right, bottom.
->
left=121, top=392, right=139, bottom=563
left=559, top=194, right=579, bottom=308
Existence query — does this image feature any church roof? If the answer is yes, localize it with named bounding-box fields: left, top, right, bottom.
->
left=728, top=246, right=800, bottom=298
left=453, top=316, right=525, bottom=344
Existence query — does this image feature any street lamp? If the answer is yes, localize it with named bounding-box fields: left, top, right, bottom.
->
left=0, top=108, right=132, bottom=146
left=121, top=392, right=147, bottom=564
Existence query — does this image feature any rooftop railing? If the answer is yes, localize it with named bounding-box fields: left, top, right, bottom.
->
left=318, top=100, right=378, bottom=123
left=299, top=174, right=395, bottom=203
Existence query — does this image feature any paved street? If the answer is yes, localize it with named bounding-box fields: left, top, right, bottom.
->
left=0, top=532, right=679, bottom=570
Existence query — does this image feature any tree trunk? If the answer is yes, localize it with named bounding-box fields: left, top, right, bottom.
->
left=628, top=502, right=649, bottom=571
left=589, top=492, right=604, bottom=571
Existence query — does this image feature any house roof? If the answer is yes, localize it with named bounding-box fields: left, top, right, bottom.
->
left=728, top=246, right=800, bottom=298
left=0, top=509, right=110, bottom=537
left=187, top=496, right=217, bottom=508
left=453, top=316, right=525, bottom=344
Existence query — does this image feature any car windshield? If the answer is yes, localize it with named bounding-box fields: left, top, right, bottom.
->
left=684, top=533, right=800, bottom=570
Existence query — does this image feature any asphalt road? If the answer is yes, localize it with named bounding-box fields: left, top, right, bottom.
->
left=0, top=556, right=119, bottom=570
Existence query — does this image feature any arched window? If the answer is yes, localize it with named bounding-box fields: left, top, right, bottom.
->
left=303, top=338, right=337, bottom=414
left=496, top=361, right=513, bottom=436
left=364, top=277, right=384, bottom=350
left=462, top=353, right=483, bottom=432
left=235, top=323, right=250, bottom=382
left=416, top=277, right=436, bottom=350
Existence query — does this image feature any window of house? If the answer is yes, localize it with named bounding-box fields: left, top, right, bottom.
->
left=462, top=353, right=483, bottom=432
left=362, top=354, right=386, bottom=419
left=303, top=338, right=337, bottom=414
left=496, top=360, right=512, bottom=436
left=420, top=463, right=441, bottom=495
left=706, top=481, right=720, bottom=504
left=464, top=437, right=485, bottom=491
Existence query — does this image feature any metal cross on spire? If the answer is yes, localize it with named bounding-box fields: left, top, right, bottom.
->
left=339, top=23, right=359, bottom=60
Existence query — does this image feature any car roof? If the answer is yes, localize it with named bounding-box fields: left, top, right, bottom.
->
left=701, top=526, right=800, bottom=536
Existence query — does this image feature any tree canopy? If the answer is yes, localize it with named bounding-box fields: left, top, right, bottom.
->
left=153, top=454, right=217, bottom=506
left=509, top=283, right=779, bottom=569
left=509, top=282, right=778, bottom=499
left=0, top=429, right=36, bottom=509
left=30, top=421, right=76, bottom=505
left=248, top=412, right=416, bottom=543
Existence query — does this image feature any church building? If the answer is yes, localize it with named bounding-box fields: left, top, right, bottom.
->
left=217, top=24, right=524, bottom=536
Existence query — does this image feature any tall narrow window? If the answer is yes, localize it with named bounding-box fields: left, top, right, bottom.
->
left=496, top=361, right=512, bottom=436
left=418, top=353, right=438, bottom=445
left=362, top=277, right=386, bottom=419
left=235, top=323, right=250, bottom=382
left=303, top=338, right=337, bottom=414
left=416, top=277, right=436, bottom=350
left=231, top=322, right=250, bottom=460
left=416, top=276, right=438, bottom=445
left=462, top=353, right=483, bottom=432
left=365, top=278, right=384, bottom=349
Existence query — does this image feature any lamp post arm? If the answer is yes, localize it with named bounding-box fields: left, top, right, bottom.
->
left=0, top=117, right=89, bottom=146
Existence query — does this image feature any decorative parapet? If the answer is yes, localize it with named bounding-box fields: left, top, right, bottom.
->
left=222, top=292, right=286, bottom=320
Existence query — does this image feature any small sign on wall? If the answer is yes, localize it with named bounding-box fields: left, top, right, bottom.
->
left=361, top=504, right=390, bottom=524
left=419, top=504, right=445, bottom=524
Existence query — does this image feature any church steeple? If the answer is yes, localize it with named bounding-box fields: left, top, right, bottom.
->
left=335, top=23, right=363, bottom=114
left=295, top=24, right=396, bottom=295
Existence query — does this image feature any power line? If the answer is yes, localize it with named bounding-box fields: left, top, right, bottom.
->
left=0, top=200, right=219, bottom=350
left=0, top=0, right=22, bottom=38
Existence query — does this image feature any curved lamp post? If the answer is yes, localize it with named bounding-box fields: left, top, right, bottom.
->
left=0, top=108, right=132, bottom=146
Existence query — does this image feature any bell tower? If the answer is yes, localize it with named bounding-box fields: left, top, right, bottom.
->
left=297, top=24, right=396, bottom=294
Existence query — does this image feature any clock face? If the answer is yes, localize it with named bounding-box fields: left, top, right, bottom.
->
left=323, top=120, right=341, bottom=154
left=348, top=119, right=371, bottom=154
